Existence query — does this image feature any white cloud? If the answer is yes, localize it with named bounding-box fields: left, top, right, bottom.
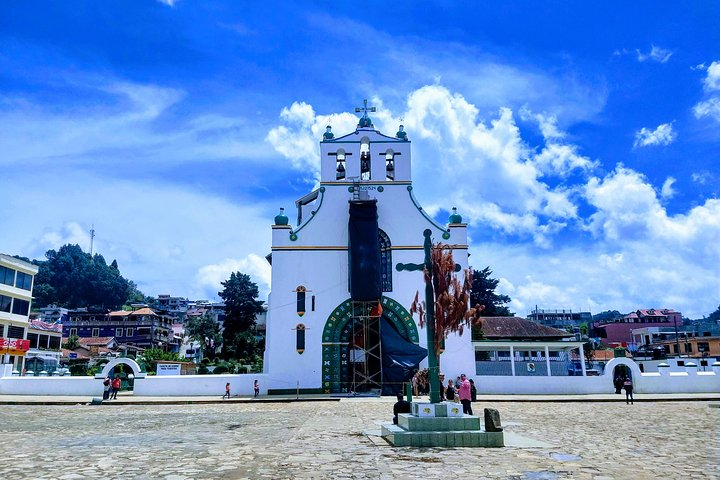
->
left=266, top=102, right=358, bottom=175
left=1, top=171, right=273, bottom=301
left=196, top=254, right=272, bottom=301
left=691, top=171, right=712, bottom=185
left=585, top=166, right=720, bottom=251
left=636, top=45, right=673, bottom=63
left=660, top=177, right=676, bottom=200
left=633, top=123, right=677, bottom=147
left=693, top=97, right=720, bottom=122
left=702, top=61, right=720, bottom=91
left=38, top=222, right=92, bottom=253
left=0, top=78, right=274, bottom=169
left=268, top=87, right=596, bottom=248
left=156, top=0, right=177, bottom=6
left=694, top=60, right=720, bottom=122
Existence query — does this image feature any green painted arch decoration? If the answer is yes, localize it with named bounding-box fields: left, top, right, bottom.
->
left=321, top=296, right=420, bottom=394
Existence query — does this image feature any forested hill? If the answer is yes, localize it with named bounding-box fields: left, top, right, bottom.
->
left=25, top=244, right=145, bottom=310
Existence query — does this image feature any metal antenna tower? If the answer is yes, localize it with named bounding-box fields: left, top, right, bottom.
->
left=89, top=224, right=96, bottom=255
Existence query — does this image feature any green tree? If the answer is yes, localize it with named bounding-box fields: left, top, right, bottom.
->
left=32, top=244, right=141, bottom=309
left=218, top=272, right=264, bottom=360
left=706, top=305, right=720, bottom=322
left=184, top=312, right=222, bottom=359
left=470, top=267, right=513, bottom=316
left=592, top=310, right=623, bottom=322
left=63, top=334, right=80, bottom=350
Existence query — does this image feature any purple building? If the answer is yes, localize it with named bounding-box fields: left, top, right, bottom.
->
left=63, top=307, right=177, bottom=351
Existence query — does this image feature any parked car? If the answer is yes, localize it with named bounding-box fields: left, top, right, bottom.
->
left=633, top=345, right=666, bottom=359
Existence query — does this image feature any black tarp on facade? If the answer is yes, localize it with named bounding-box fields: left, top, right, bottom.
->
left=348, top=200, right=381, bottom=301
left=380, top=317, right=428, bottom=395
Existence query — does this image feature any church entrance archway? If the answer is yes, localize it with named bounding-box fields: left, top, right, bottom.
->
left=95, top=358, right=147, bottom=393
left=321, top=296, right=420, bottom=394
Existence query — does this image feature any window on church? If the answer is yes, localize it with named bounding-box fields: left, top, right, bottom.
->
left=360, top=139, right=370, bottom=180
left=296, top=324, right=306, bottom=354
left=296, top=286, right=306, bottom=316
left=385, top=150, right=395, bottom=180
left=379, top=229, right=392, bottom=292
left=311, top=295, right=315, bottom=312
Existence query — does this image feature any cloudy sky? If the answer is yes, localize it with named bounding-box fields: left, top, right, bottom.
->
left=1, top=2, right=718, bottom=318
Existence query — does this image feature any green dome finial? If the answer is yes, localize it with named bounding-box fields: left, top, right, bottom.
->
left=449, top=207, right=463, bottom=224
left=323, top=125, right=334, bottom=140
left=274, top=207, right=289, bottom=225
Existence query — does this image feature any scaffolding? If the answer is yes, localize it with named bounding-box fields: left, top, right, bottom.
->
left=349, top=300, right=382, bottom=395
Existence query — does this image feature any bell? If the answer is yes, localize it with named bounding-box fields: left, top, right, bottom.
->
left=386, top=159, right=394, bottom=172
left=336, top=162, right=345, bottom=174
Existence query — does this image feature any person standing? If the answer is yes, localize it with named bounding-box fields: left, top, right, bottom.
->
left=458, top=374, right=473, bottom=415
left=110, top=376, right=121, bottom=399
left=102, top=376, right=111, bottom=400
left=253, top=379, right=260, bottom=398
left=623, top=377, right=634, bottom=405
left=445, top=379, right=455, bottom=401
left=223, top=382, right=231, bottom=399
left=469, top=378, right=477, bottom=402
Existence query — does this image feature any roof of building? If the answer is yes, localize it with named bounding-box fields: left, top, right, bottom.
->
left=478, top=317, right=574, bottom=339
left=61, top=348, right=89, bottom=359
left=108, top=310, right=131, bottom=317
left=130, top=307, right=158, bottom=316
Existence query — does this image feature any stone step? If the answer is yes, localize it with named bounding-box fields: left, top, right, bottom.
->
left=397, top=413, right=481, bottom=432
left=381, top=426, right=504, bottom=447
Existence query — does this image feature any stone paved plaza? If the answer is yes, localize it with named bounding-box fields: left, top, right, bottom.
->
left=0, top=399, right=718, bottom=479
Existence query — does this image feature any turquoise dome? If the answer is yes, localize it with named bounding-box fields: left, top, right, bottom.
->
left=358, top=115, right=373, bottom=128
left=274, top=208, right=289, bottom=225
left=323, top=125, right=334, bottom=140
left=396, top=125, right=408, bottom=140
left=448, top=207, right=463, bottom=224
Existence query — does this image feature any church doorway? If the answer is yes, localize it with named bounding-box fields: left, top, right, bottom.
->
left=321, top=297, right=421, bottom=394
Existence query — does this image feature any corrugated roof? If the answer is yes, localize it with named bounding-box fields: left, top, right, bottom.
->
left=478, top=317, right=574, bottom=339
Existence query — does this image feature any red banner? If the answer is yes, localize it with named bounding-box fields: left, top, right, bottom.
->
left=0, top=338, right=30, bottom=353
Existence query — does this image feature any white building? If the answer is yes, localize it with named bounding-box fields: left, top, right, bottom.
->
left=0, top=254, right=39, bottom=373
left=263, top=107, right=474, bottom=394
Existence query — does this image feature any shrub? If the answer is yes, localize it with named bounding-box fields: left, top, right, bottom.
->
left=69, top=364, right=88, bottom=376
left=213, top=365, right=230, bottom=374
left=197, top=365, right=209, bottom=375
left=201, top=357, right=211, bottom=365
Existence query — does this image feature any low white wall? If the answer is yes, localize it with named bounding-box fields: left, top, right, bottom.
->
left=134, top=374, right=269, bottom=396
left=473, top=375, right=610, bottom=395
left=0, top=376, right=103, bottom=396
left=472, top=358, right=720, bottom=395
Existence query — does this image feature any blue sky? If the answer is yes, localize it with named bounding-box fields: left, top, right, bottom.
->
left=1, top=1, right=718, bottom=318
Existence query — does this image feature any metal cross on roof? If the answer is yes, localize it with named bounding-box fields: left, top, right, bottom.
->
left=355, top=99, right=376, bottom=119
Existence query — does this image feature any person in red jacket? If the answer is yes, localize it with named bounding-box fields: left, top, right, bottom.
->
left=110, top=376, right=121, bottom=399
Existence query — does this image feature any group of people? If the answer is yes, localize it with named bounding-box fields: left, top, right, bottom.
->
left=102, top=376, right=122, bottom=400
left=444, top=374, right=476, bottom=415
left=395, top=373, right=477, bottom=423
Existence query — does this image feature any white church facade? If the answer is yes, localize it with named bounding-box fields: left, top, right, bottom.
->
left=263, top=105, right=475, bottom=394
